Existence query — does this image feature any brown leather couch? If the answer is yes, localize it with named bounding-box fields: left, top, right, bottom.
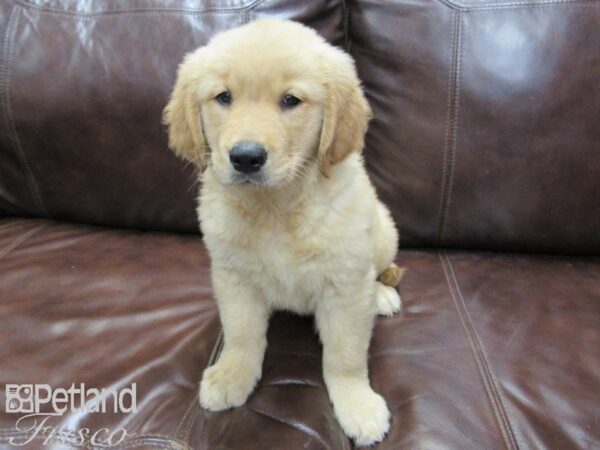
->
left=1, top=1, right=598, bottom=449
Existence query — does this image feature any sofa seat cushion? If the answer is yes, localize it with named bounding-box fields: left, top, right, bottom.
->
left=374, top=250, right=599, bottom=449
left=0, top=219, right=598, bottom=449
left=0, top=219, right=348, bottom=450
left=0, top=218, right=219, bottom=449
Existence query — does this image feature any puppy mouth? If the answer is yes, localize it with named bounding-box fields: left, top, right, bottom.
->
left=229, top=172, right=268, bottom=187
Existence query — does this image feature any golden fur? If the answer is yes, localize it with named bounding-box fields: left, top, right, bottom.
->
left=164, top=19, right=402, bottom=446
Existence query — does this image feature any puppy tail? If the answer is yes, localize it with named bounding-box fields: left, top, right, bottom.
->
left=377, top=263, right=405, bottom=287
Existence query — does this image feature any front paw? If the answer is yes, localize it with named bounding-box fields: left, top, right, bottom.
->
left=332, top=385, right=391, bottom=446
left=199, top=359, right=260, bottom=411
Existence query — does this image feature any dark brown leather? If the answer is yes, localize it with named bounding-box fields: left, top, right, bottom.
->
left=350, top=0, right=600, bottom=254
left=2, top=0, right=598, bottom=253
left=2, top=1, right=600, bottom=449
left=381, top=250, right=600, bottom=449
left=1, top=219, right=598, bottom=449
left=0, top=0, right=344, bottom=233
left=0, top=219, right=348, bottom=450
left=0, top=218, right=220, bottom=449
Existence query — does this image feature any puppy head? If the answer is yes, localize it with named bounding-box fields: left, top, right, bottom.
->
left=163, top=19, right=372, bottom=187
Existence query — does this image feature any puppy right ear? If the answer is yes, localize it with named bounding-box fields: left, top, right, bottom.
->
left=163, top=50, right=207, bottom=169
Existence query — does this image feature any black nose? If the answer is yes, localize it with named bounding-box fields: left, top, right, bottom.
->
left=229, top=141, right=267, bottom=174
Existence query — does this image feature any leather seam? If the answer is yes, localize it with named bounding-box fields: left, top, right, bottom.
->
left=197, top=329, right=223, bottom=448
left=442, top=13, right=462, bottom=245
left=342, top=0, right=351, bottom=52
left=114, top=436, right=191, bottom=450
left=1, top=6, right=49, bottom=217
left=0, top=431, right=191, bottom=449
left=439, top=252, right=520, bottom=450
left=245, top=405, right=335, bottom=450
left=465, top=0, right=600, bottom=9
left=14, top=0, right=265, bottom=17
left=445, top=254, right=527, bottom=450
left=437, top=11, right=461, bottom=246
left=440, top=0, right=599, bottom=10
left=13, top=8, right=246, bottom=20
left=173, top=395, right=201, bottom=444
left=176, top=329, right=223, bottom=446
left=436, top=10, right=456, bottom=245
left=0, top=223, right=45, bottom=261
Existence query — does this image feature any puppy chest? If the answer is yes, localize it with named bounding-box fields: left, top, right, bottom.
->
left=235, top=231, right=327, bottom=276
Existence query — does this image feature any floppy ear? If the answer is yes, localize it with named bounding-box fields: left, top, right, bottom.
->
left=163, top=49, right=208, bottom=169
left=318, top=49, right=373, bottom=175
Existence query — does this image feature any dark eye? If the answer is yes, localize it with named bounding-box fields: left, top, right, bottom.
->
left=281, top=94, right=301, bottom=109
left=215, top=91, right=232, bottom=105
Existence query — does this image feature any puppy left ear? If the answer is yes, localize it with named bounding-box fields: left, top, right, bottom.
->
left=318, top=49, right=373, bottom=175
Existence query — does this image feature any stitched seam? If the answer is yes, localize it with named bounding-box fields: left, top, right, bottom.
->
left=0, top=430, right=190, bottom=449
left=466, top=1, right=600, bottom=9
left=0, top=430, right=93, bottom=448
left=109, top=435, right=191, bottom=450
left=1, top=6, right=48, bottom=217
left=15, top=0, right=264, bottom=17
left=343, top=0, right=351, bottom=52
left=196, top=329, right=223, bottom=448
left=248, top=0, right=274, bottom=14
left=15, top=8, right=248, bottom=20
left=183, top=406, right=202, bottom=448
left=178, top=386, right=201, bottom=444
left=441, top=15, right=462, bottom=244
left=437, top=11, right=460, bottom=246
left=246, top=0, right=286, bottom=19
left=245, top=405, right=334, bottom=450
left=439, top=252, right=519, bottom=450
left=173, top=395, right=200, bottom=443
left=178, top=331, right=223, bottom=445
left=439, top=252, right=515, bottom=449
left=440, top=0, right=599, bottom=10
left=443, top=253, right=526, bottom=450
left=0, top=223, right=45, bottom=260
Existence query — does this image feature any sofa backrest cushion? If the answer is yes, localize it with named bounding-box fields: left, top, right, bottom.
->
left=0, top=0, right=345, bottom=233
left=2, top=0, right=598, bottom=254
left=351, top=0, right=600, bottom=254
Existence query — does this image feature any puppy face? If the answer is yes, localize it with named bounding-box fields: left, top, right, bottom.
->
left=198, top=34, right=326, bottom=187
left=164, top=19, right=372, bottom=188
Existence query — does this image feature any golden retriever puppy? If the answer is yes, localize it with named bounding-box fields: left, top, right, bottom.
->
left=164, top=19, right=403, bottom=446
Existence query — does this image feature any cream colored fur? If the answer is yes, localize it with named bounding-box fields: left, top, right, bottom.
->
left=164, top=19, right=402, bottom=446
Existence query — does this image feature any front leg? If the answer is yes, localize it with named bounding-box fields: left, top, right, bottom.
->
left=316, top=275, right=391, bottom=446
left=200, top=268, right=269, bottom=411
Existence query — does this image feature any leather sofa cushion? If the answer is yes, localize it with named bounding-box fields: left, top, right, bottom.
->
left=0, top=0, right=344, bottom=233
left=351, top=0, right=600, bottom=253
left=1, top=219, right=598, bottom=448
left=2, top=0, right=598, bottom=254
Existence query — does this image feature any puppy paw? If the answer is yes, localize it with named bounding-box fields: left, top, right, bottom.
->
left=199, top=359, right=260, bottom=411
left=333, top=386, right=391, bottom=446
left=376, top=282, right=401, bottom=317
